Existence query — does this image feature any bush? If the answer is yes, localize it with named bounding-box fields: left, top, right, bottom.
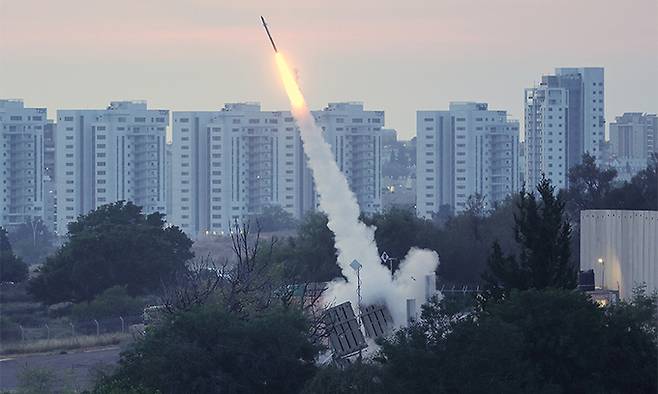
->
left=377, top=288, right=657, bottom=393
left=98, top=305, right=318, bottom=393
left=15, top=367, right=76, bottom=394
left=0, top=227, right=29, bottom=283
left=0, top=252, right=28, bottom=283
left=71, top=286, right=144, bottom=321
left=16, top=367, right=57, bottom=394
left=302, top=362, right=384, bottom=394
left=28, top=201, right=193, bottom=304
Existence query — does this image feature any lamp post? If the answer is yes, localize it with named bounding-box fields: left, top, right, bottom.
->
left=597, top=257, right=605, bottom=289
left=349, top=259, right=363, bottom=360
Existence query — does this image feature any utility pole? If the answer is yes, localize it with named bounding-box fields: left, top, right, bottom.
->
left=380, top=251, right=395, bottom=279
left=350, top=259, right=363, bottom=360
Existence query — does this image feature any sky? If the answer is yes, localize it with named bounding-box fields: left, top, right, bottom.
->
left=1, top=0, right=657, bottom=139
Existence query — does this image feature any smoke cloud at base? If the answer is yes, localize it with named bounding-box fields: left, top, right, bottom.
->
left=275, top=53, right=440, bottom=327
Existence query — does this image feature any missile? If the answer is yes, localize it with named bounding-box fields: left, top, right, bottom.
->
left=260, top=16, right=278, bottom=53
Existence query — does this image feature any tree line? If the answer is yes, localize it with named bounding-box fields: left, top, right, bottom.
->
left=89, top=170, right=655, bottom=393
left=0, top=154, right=654, bottom=392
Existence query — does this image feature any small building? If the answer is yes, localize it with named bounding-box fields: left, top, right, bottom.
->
left=580, top=210, right=658, bottom=299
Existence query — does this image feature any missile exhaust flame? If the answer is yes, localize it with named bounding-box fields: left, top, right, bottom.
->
left=269, top=26, right=440, bottom=328
left=275, top=54, right=305, bottom=110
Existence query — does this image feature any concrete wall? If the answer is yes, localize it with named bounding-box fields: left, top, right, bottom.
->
left=580, top=210, right=658, bottom=299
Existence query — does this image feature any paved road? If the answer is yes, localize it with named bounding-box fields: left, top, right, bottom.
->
left=0, top=346, right=121, bottom=391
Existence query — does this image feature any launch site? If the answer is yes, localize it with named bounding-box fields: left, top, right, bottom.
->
left=0, top=0, right=657, bottom=392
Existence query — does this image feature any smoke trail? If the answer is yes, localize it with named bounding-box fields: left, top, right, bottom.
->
left=275, top=53, right=439, bottom=326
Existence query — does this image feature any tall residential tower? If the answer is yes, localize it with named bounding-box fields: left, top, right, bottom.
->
left=524, top=67, right=605, bottom=188
left=416, top=102, right=519, bottom=218
left=169, top=102, right=384, bottom=238
left=55, top=101, right=168, bottom=233
left=0, top=100, right=46, bottom=229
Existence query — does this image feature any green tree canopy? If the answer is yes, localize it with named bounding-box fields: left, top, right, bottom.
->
left=566, top=153, right=618, bottom=214
left=0, top=226, right=29, bottom=283
left=28, top=201, right=193, bottom=304
left=71, top=285, right=145, bottom=320
left=436, top=196, right=517, bottom=284
left=566, top=153, right=657, bottom=213
left=377, top=288, right=657, bottom=394
left=98, top=305, right=318, bottom=394
left=363, top=207, right=440, bottom=272
left=605, top=156, right=658, bottom=210
left=302, top=362, right=384, bottom=394
left=483, top=177, right=575, bottom=300
left=273, top=212, right=341, bottom=283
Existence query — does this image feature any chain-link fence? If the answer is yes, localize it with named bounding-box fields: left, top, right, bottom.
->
left=7, top=315, right=143, bottom=344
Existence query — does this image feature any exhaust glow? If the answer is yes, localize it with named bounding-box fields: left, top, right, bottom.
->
left=275, top=53, right=306, bottom=110
left=273, top=52, right=440, bottom=327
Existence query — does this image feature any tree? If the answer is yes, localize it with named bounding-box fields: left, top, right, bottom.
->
left=71, top=285, right=145, bottom=320
left=363, top=207, right=440, bottom=272
left=377, top=295, right=539, bottom=394
left=0, top=227, right=29, bottom=283
left=604, top=156, right=658, bottom=210
left=274, top=212, right=341, bottom=283
left=566, top=153, right=618, bottom=214
left=430, top=204, right=453, bottom=229
left=302, top=362, right=384, bottom=394
left=8, top=218, right=57, bottom=265
left=483, top=177, right=575, bottom=300
left=97, top=305, right=319, bottom=394
left=28, top=201, right=193, bottom=304
left=436, top=197, right=517, bottom=284
left=601, top=286, right=658, bottom=392
left=249, top=205, right=298, bottom=232
left=464, top=193, right=487, bottom=217
left=377, top=288, right=657, bottom=393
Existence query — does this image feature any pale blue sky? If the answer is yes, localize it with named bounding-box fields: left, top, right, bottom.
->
left=1, top=0, right=656, bottom=139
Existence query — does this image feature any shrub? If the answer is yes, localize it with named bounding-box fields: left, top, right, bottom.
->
left=99, top=305, right=318, bottom=393
left=71, top=286, right=144, bottom=321
left=0, top=227, right=29, bottom=283
left=16, top=367, right=57, bottom=394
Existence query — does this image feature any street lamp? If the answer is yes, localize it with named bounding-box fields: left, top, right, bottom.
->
left=349, top=259, right=363, bottom=360
left=597, top=257, right=605, bottom=289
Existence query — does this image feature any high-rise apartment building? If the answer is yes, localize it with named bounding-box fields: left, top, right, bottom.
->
left=55, top=101, right=168, bottom=233
left=609, top=112, right=657, bottom=179
left=416, top=102, right=519, bottom=219
left=0, top=99, right=46, bottom=229
left=314, top=102, right=384, bottom=215
left=169, top=103, right=306, bottom=236
left=169, top=102, right=383, bottom=238
left=43, top=120, right=57, bottom=231
left=524, top=67, right=605, bottom=189
left=524, top=86, right=570, bottom=189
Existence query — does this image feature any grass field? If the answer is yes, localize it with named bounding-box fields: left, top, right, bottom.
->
left=0, top=333, right=130, bottom=355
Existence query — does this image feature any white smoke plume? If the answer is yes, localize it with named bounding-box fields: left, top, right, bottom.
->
left=275, top=54, right=440, bottom=327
